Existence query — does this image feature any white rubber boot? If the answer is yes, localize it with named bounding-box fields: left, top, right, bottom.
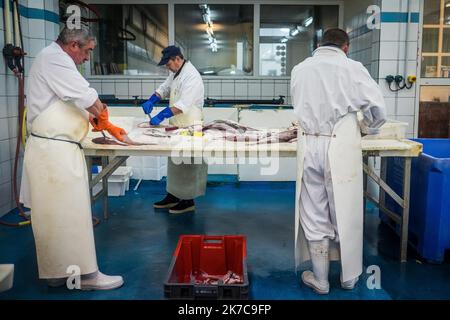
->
left=341, top=274, right=359, bottom=290
left=80, top=271, right=124, bottom=291
left=47, top=278, right=66, bottom=288
left=301, top=238, right=330, bottom=294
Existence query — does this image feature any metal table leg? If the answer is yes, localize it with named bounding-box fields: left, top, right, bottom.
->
left=363, top=159, right=408, bottom=262
left=88, top=156, right=128, bottom=221
left=379, top=157, right=387, bottom=209
left=400, top=157, right=411, bottom=262
left=101, top=156, right=109, bottom=220
left=86, top=156, right=93, bottom=201
left=363, top=156, right=369, bottom=214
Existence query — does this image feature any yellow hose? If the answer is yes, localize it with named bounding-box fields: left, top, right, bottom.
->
left=22, top=106, right=27, bottom=146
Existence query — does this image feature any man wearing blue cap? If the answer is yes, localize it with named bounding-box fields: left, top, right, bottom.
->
left=141, top=45, right=207, bottom=214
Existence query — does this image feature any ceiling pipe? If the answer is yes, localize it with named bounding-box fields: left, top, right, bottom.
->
left=3, top=0, right=13, bottom=45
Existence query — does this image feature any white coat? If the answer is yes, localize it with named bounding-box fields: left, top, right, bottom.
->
left=156, top=60, right=204, bottom=128
left=290, top=46, right=386, bottom=282
left=20, top=42, right=99, bottom=278
left=155, top=61, right=207, bottom=199
left=25, top=42, right=98, bottom=128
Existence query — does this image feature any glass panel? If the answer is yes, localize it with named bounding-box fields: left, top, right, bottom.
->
left=174, top=4, right=253, bottom=76
left=421, top=86, right=450, bottom=102
left=441, top=56, right=450, bottom=77
left=443, top=29, right=450, bottom=52
left=445, top=0, right=450, bottom=24
left=421, top=56, right=438, bottom=77
left=88, top=4, right=168, bottom=75
left=419, top=86, right=450, bottom=138
left=424, top=0, right=441, bottom=24
left=259, top=5, right=339, bottom=76
left=422, top=28, right=440, bottom=52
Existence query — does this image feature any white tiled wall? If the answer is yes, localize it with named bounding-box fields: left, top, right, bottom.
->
left=89, top=77, right=292, bottom=105
left=343, top=0, right=420, bottom=138
left=345, top=0, right=381, bottom=78
left=1, top=4, right=13, bottom=217
left=0, top=0, right=60, bottom=217
left=378, top=0, right=420, bottom=137
left=343, top=0, right=421, bottom=201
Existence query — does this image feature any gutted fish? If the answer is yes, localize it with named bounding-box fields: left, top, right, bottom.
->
left=143, top=128, right=172, bottom=138
left=203, top=119, right=258, bottom=134
left=92, top=136, right=128, bottom=146
left=131, top=119, right=298, bottom=144
left=189, top=269, right=243, bottom=285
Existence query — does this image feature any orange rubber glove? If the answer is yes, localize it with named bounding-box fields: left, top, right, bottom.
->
left=90, top=108, right=126, bottom=141
left=90, top=108, right=110, bottom=131
left=106, top=124, right=126, bottom=142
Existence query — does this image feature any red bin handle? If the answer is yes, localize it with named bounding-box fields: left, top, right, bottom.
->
left=202, top=236, right=224, bottom=246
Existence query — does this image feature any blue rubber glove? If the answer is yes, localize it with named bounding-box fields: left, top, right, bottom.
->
left=142, top=93, right=161, bottom=115
left=150, top=107, right=174, bottom=125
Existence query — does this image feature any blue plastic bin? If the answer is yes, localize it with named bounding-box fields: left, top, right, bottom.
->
left=384, top=139, right=450, bottom=263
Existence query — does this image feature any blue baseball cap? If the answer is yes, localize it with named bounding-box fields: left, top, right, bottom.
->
left=158, top=45, right=182, bottom=66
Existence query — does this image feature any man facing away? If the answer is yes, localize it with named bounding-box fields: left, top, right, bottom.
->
left=291, top=28, right=387, bottom=294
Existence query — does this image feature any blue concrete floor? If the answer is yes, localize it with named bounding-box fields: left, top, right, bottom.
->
left=1, top=178, right=450, bottom=300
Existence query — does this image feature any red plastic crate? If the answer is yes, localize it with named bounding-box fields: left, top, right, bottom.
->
left=164, top=235, right=249, bottom=299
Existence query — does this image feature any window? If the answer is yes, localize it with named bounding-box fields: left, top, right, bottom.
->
left=174, top=4, right=253, bottom=76
left=421, top=0, right=450, bottom=78
left=259, top=5, right=339, bottom=76
left=88, top=4, right=169, bottom=75
left=421, top=86, right=450, bottom=102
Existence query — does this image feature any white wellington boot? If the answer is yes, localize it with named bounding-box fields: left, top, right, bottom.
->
left=80, top=271, right=124, bottom=291
left=340, top=274, right=359, bottom=290
left=47, top=278, right=66, bottom=288
left=301, top=238, right=330, bottom=294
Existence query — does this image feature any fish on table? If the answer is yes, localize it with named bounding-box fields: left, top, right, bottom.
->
left=93, top=119, right=299, bottom=145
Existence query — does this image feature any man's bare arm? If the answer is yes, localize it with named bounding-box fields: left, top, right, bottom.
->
left=86, top=99, right=105, bottom=117
left=170, top=106, right=182, bottom=116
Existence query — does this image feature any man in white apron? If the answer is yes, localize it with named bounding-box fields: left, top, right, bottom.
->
left=20, top=27, right=125, bottom=290
left=290, top=29, right=387, bottom=294
left=141, top=46, right=207, bottom=214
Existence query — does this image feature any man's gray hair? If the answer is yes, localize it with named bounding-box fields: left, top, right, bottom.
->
left=56, top=26, right=96, bottom=47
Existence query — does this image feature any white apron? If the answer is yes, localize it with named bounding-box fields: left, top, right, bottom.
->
left=20, top=100, right=98, bottom=279
left=166, top=79, right=208, bottom=200
left=295, top=113, right=363, bottom=282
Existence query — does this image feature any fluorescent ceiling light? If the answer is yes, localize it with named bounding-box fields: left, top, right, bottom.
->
left=210, top=41, right=218, bottom=52
left=206, top=26, right=214, bottom=36
left=303, top=17, right=313, bottom=27
left=202, top=13, right=211, bottom=25
left=260, top=28, right=290, bottom=37
left=200, top=4, right=218, bottom=52
left=203, top=70, right=215, bottom=74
